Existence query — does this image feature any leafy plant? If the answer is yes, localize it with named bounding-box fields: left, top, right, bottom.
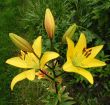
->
left=6, top=7, right=106, bottom=105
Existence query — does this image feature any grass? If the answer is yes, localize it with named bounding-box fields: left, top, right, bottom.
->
left=8, top=80, right=49, bottom=105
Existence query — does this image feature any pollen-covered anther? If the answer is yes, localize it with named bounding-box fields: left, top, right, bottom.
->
left=19, top=51, right=27, bottom=60
left=82, top=48, right=92, bottom=58
left=85, top=52, right=91, bottom=58
left=82, top=47, right=87, bottom=54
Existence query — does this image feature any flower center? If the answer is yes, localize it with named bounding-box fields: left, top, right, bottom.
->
left=19, top=51, right=27, bottom=60
left=72, top=47, right=92, bottom=67
left=82, top=48, right=92, bottom=58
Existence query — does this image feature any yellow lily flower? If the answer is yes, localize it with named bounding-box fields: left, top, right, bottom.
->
left=6, top=36, right=59, bottom=90
left=63, top=33, right=106, bottom=84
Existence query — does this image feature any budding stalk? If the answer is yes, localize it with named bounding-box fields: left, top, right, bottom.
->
left=9, top=33, right=33, bottom=52
left=62, top=23, right=77, bottom=43
left=44, top=8, right=55, bottom=39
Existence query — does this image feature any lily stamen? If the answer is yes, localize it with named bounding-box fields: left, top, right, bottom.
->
left=82, top=47, right=86, bottom=54
left=86, top=52, right=91, bottom=58
left=19, top=51, right=27, bottom=60
left=83, top=48, right=92, bottom=57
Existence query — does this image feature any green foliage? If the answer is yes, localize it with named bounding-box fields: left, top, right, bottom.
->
left=43, top=86, right=75, bottom=105
left=69, top=0, right=110, bottom=45
left=0, top=0, right=27, bottom=104
left=21, top=0, right=74, bottom=42
left=9, top=79, right=49, bottom=105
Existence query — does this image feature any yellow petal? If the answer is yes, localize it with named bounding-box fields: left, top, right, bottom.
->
left=63, top=58, right=78, bottom=72
left=40, top=51, right=59, bottom=69
left=6, top=57, right=28, bottom=68
left=11, top=69, right=35, bottom=90
left=63, top=60, right=93, bottom=84
left=32, top=36, right=42, bottom=58
left=25, top=52, right=39, bottom=69
left=9, top=33, right=33, bottom=52
left=25, top=69, right=35, bottom=80
left=82, top=58, right=106, bottom=68
left=86, top=45, right=104, bottom=59
left=44, top=8, right=55, bottom=39
left=73, top=33, right=86, bottom=57
left=62, top=24, right=77, bottom=43
left=66, top=37, right=74, bottom=60
left=11, top=71, right=26, bottom=90
left=76, top=67, right=93, bottom=84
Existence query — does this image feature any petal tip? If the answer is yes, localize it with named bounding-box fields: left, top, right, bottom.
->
left=90, top=79, right=94, bottom=85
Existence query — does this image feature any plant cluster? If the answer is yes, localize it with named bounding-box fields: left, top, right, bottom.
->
left=6, top=8, right=106, bottom=105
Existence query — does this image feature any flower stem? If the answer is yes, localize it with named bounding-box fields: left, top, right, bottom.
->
left=53, top=68, right=58, bottom=93
left=56, top=71, right=65, bottom=77
left=50, top=39, right=54, bottom=51
left=50, top=39, right=59, bottom=96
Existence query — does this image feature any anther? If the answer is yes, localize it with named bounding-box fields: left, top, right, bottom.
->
left=84, top=49, right=92, bottom=57
left=86, top=52, right=91, bottom=58
left=88, top=49, right=92, bottom=52
left=19, top=51, right=27, bottom=60
left=82, top=48, right=86, bottom=54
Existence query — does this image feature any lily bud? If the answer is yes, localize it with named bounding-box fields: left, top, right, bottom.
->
left=44, top=8, right=55, bottom=39
left=62, top=23, right=77, bottom=43
left=9, top=33, right=33, bottom=52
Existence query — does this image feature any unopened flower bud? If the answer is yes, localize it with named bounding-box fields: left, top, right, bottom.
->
left=62, top=23, right=77, bottom=43
left=44, top=8, right=55, bottom=39
left=9, top=33, right=33, bottom=52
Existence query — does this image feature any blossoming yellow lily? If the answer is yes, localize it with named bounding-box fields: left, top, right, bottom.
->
left=6, top=36, right=59, bottom=90
left=63, top=33, right=106, bottom=84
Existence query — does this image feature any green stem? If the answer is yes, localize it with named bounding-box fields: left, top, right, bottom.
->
left=50, top=39, right=59, bottom=103
left=53, top=68, right=58, bottom=93
left=56, top=71, right=65, bottom=78
left=50, top=39, right=54, bottom=51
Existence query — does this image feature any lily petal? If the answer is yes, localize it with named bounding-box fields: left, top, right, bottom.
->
left=63, top=59, right=93, bottom=84
left=32, top=36, right=42, bottom=58
left=66, top=37, right=74, bottom=60
left=73, top=33, right=86, bottom=57
left=25, top=69, right=35, bottom=80
left=11, top=69, right=35, bottom=90
left=86, top=45, right=103, bottom=59
left=82, top=58, right=106, bottom=68
left=6, top=57, right=28, bottom=68
left=40, top=51, right=59, bottom=69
